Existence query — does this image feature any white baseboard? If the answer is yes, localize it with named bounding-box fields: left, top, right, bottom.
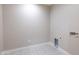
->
left=1, top=42, right=49, bottom=55
left=49, top=42, right=70, bottom=55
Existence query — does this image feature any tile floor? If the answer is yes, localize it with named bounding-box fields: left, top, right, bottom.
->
left=2, top=42, right=67, bottom=55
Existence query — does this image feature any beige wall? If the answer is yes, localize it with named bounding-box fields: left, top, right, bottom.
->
left=0, top=5, right=3, bottom=53
left=3, top=5, right=50, bottom=51
left=3, top=4, right=79, bottom=54
left=50, top=4, right=79, bottom=55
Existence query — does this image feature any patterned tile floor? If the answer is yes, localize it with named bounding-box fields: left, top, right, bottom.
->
left=3, top=43, right=66, bottom=55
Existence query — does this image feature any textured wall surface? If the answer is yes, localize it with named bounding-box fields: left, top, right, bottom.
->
left=0, top=5, right=3, bottom=53
left=50, top=5, right=79, bottom=55
left=3, top=5, right=50, bottom=51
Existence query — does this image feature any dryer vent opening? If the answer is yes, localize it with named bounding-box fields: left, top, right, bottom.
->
left=54, top=38, right=58, bottom=48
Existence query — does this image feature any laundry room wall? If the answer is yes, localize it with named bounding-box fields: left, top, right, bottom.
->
left=50, top=4, right=79, bottom=55
left=3, top=4, right=50, bottom=51
left=0, top=5, right=3, bottom=53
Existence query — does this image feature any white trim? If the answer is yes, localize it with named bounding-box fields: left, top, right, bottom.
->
left=1, top=42, right=49, bottom=55
left=49, top=42, right=70, bottom=55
